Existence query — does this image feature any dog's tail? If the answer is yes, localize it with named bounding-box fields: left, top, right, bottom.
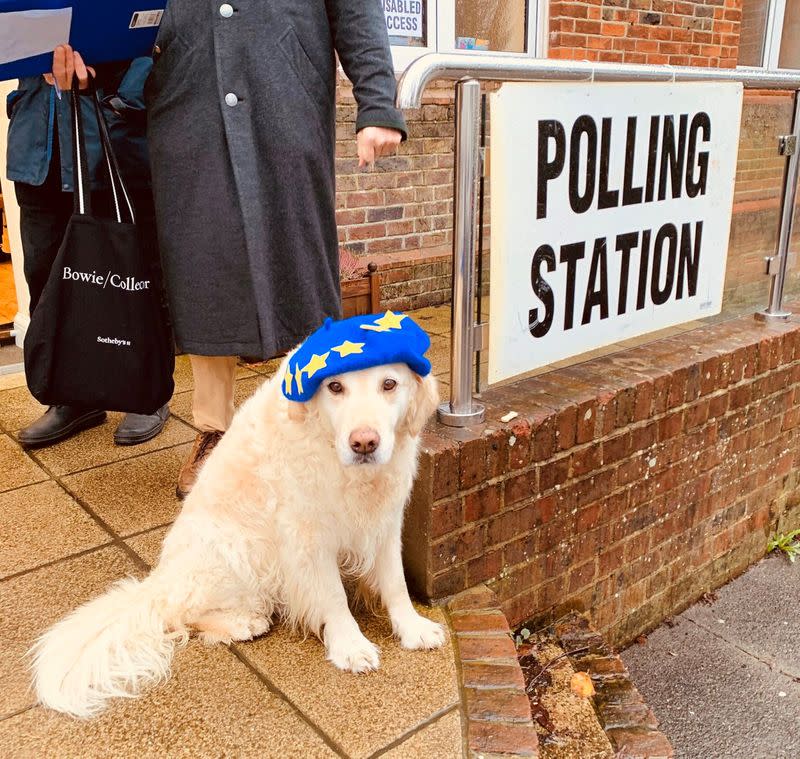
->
left=30, top=573, right=184, bottom=718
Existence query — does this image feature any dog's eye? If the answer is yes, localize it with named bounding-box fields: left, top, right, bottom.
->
left=383, top=379, right=397, bottom=392
left=328, top=381, right=344, bottom=394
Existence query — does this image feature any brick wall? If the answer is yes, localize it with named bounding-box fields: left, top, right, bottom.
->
left=403, top=313, right=800, bottom=646
left=548, top=0, right=742, bottom=66
left=335, top=79, right=455, bottom=262
left=332, top=1, right=797, bottom=319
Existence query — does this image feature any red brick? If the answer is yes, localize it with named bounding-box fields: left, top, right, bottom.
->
left=468, top=721, right=539, bottom=756
left=462, top=662, right=525, bottom=690
left=465, top=687, right=532, bottom=723
left=606, top=727, right=673, bottom=757
left=451, top=611, right=510, bottom=634
left=430, top=498, right=463, bottom=539
left=447, top=584, right=497, bottom=613
left=465, top=485, right=503, bottom=522
left=505, top=470, right=538, bottom=507
left=457, top=634, right=518, bottom=661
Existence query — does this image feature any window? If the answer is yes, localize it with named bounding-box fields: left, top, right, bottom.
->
left=737, top=0, right=800, bottom=69
left=381, top=0, right=547, bottom=70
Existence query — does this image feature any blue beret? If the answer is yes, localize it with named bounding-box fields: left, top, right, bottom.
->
left=282, top=311, right=432, bottom=402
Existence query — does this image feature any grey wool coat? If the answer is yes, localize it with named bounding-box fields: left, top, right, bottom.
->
left=144, top=0, right=407, bottom=359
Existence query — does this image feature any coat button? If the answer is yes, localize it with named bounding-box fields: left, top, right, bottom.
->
left=219, top=3, right=234, bottom=17
left=225, top=92, right=239, bottom=107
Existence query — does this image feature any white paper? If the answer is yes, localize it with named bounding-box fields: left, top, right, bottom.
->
left=0, top=8, right=73, bottom=66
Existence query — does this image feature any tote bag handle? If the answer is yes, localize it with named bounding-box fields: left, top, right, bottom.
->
left=70, top=80, right=136, bottom=224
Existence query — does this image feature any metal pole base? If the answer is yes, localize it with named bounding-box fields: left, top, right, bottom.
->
left=437, top=400, right=486, bottom=427
left=755, top=310, right=792, bottom=322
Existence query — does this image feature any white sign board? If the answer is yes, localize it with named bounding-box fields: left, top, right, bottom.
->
left=489, top=82, right=743, bottom=384
left=382, top=0, right=424, bottom=39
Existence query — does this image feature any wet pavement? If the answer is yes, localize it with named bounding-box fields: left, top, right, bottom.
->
left=622, top=553, right=800, bottom=759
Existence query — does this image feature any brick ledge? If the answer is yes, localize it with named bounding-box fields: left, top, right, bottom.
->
left=446, top=585, right=539, bottom=758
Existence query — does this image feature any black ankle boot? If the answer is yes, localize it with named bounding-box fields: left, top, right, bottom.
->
left=17, top=406, right=106, bottom=449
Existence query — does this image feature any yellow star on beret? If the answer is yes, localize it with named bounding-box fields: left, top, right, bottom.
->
left=303, top=352, right=329, bottom=379
left=332, top=340, right=365, bottom=357
left=284, top=368, right=293, bottom=395
left=360, top=310, right=407, bottom=333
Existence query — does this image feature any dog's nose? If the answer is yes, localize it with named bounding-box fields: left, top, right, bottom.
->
left=350, top=428, right=380, bottom=455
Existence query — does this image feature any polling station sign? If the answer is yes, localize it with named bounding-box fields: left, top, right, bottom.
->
left=489, top=82, right=743, bottom=384
left=382, top=0, right=423, bottom=39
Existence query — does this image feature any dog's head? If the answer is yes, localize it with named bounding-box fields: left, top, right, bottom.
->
left=289, top=363, right=439, bottom=466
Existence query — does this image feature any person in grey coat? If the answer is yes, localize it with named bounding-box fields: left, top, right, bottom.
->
left=144, top=0, right=407, bottom=497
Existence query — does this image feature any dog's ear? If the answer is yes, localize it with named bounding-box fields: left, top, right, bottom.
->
left=287, top=400, right=307, bottom=423
left=403, top=373, right=440, bottom=437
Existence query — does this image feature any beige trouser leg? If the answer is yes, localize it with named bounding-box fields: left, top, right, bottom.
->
left=189, top=355, right=237, bottom=432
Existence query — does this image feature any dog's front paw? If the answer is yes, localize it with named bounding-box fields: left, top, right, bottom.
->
left=396, top=614, right=446, bottom=650
left=326, top=631, right=381, bottom=673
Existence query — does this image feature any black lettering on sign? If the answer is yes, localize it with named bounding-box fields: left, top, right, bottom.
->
left=651, top=223, right=678, bottom=305
left=686, top=112, right=710, bottom=198
left=658, top=114, right=688, bottom=201
left=530, top=245, right=557, bottom=337
left=615, top=231, right=639, bottom=316
left=622, top=117, right=643, bottom=206
left=676, top=221, right=703, bottom=298
left=636, top=228, right=652, bottom=311
left=645, top=116, right=660, bottom=203
left=568, top=115, right=597, bottom=214
left=598, top=117, right=620, bottom=210
left=582, top=238, right=610, bottom=325
left=560, top=241, right=586, bottom=330
left=537, top=120, right=566, bottom=219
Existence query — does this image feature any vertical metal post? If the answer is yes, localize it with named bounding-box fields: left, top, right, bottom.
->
left=438, top=78, right=486, bottom=427
left=757, top=89, right=800, bottom=321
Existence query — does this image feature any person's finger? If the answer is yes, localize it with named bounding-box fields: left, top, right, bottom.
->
left=73, top=51, right=90, bottom=89
left=63, top=44, right=75, bottom=90
left=43, top=73, right=55, bottom=86
left=358, top=138, right=376, bottom=168
left=52, top=45, right=66, bottom=89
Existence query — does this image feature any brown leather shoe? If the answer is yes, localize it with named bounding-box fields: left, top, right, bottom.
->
left=176, top=430, right=223, bottom=500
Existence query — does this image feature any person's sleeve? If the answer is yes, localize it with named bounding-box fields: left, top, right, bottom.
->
left=325, top=0, right=408, bottom=140
left=102, top=57, right=152, bottom=125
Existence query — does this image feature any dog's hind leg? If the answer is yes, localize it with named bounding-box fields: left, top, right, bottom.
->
left=191, top=611, right=270, bottom=645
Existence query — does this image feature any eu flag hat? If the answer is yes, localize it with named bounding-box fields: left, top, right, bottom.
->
left=282, top=311, right=432, bottom=402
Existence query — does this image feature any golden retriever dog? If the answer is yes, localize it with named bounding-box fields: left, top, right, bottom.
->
left=31, top=357, right=443, bottom=718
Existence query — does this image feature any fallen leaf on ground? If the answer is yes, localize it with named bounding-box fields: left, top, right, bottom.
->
left=570, top=671, right=595, bottom=697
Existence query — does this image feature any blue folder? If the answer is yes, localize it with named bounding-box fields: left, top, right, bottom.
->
left=0, top=0, right=165, bottom=81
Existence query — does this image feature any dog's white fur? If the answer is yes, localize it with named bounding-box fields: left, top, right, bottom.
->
left=31, top=359, right=442, bottom=718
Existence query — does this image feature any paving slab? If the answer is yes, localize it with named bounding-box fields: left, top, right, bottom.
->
left=623, top=555, right=800, bottom=759
left=0, top=546, right=141, bottom=716
left=681, top=554, right=800, bottom=679
left=29, top=415, right=195, bottom=476
left=240, top=606, right=459, bottom=759
left=125, top=525, right=170, bottom=568
left=381, top=707, right=462, bottom=758
left=0, top=644, right=336, bottom=759
left=0, top=434, right=48, bottom=493
left=63, top=444, right=191, bottom=537
left=0, top=481, right=110, bottom=578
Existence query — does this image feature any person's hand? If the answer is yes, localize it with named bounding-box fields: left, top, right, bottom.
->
left=357, top=126, right=402, bottom=168
left=43, top=45, right=95, bottom=91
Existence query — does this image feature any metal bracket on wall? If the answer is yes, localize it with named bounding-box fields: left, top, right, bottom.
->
left=779, top=135, right=797, bottom=156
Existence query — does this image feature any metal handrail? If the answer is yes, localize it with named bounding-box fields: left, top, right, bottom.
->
left=397, top=54, right=800, bottom=108
left=397, top=53, right=800, bottom=427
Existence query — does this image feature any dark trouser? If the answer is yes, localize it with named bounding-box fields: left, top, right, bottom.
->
left=15, top=140, right=155, bottom=313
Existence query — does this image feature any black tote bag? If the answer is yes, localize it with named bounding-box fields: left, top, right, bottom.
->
left=24, top=82, right=175, bottom=414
